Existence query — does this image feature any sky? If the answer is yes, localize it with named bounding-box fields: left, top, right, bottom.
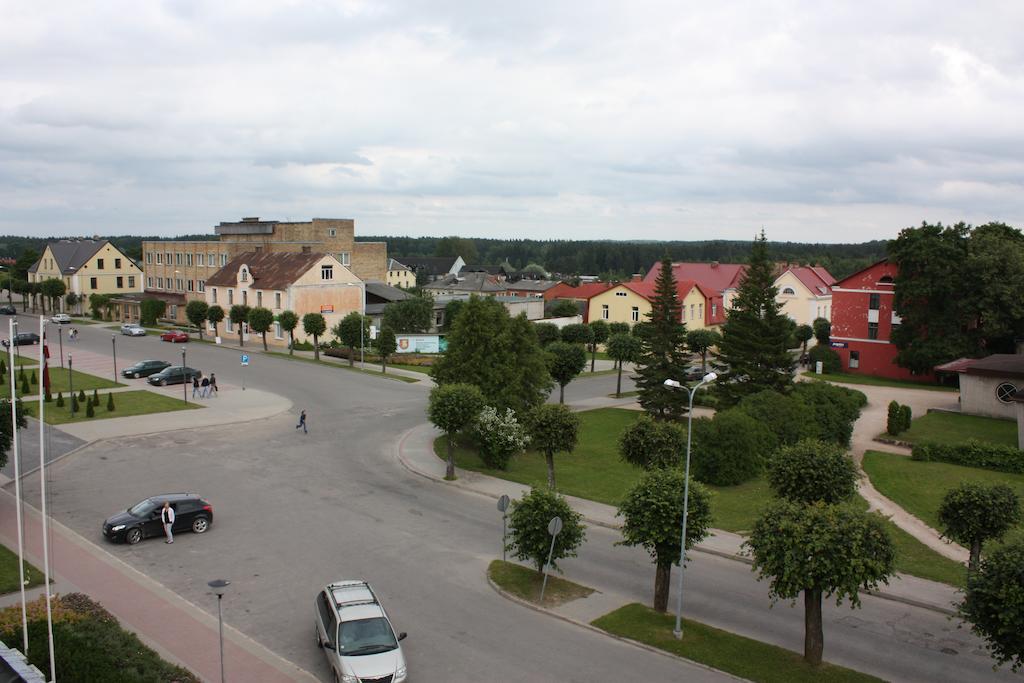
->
left=1, top=1, right=1022, bottom=242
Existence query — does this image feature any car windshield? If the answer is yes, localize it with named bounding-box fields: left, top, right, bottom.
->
left=337, top=618, right=398, bottom=656
left=128, top=499, right=157, bottom=516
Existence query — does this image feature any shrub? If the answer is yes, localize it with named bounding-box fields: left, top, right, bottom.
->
left=618, top=415, right=686, bottom=470
left=85, top=401, right=94, bottom=418
left=474, top=406, right=530, bottom=470
left=886, top=401, right=902, bottom=435
left=106, top=392, right=115, bottom=411
left=807, top=345, right=841, bottom=374
left=737, top=390, right=816, bottom=450
left=30, top=370, right=36, bottom=385
left=912, top=440, right=1024, bottom=474
left=71, top=396, right=78, bottom=413
left=290, top=340, right=314, bottom=351
left=768, top=439, right=859, bottom=505
left=20, top=377, right=28, bottom=395
left=77, top=389, right=86, bottom=404
left=506, top=487, right=585, bottom=572
left=0, top=358, right=5, bottom=375
left=55, top=392, right=64, bottom=407
left=899, top=404, right=912, bottom=432
left=691, top=409, right=774, bottom=486
left=18, top=367, right=26, bottom=383
left=960, top=540, right=1024, bottom=672
left=91, top=388, right=99, bottom=406
left=791, top=381, right=866, bottom=447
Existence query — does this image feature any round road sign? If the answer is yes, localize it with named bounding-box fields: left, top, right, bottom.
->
left=497, top=494, right=510, bottom=513
left=548, top=516, right=563, bottom=537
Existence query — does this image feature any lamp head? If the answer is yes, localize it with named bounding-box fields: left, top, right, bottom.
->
left=208, top=578, right=230, bottom=596
left=703, top=372, right=718, bottom=383
left=663, top=379, right=683, bottom=388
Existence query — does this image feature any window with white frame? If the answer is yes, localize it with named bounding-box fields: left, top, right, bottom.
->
left=128, top=276, right=135, bottom=288
left=210, top=253, right=216, bottom=266
left=226, top=319, right=233, bottom=333
left=240, top=267, right=248, bottom=282
left=275, top=292, right=281, bottom=309
left=165, top=251, right=171, bottom=264
left=187, top=280, right=194, bottom=292
left=274, top=322, right=283, bottom=339
left=698, top=303, right=703, bottom=320
left=176, top=278, right=183, bottom=291
left=601, top=304, right=609, bottom=320
left=690, top=304, right=695, bottom=320
left=322, top=265, right=334, bottom=280
left=615, top=291, right=627, bottom=297
left=242, top=290, right=247, bottom=305
left=186, top=253, right=193, bottom=266
left=197, top=280, right=205, bottom=293
left=147, top=277, right=154, bottom=288
left=712, top=303, right=717, bottom=318
left=176, top=253, right=182, bottom=265
left=146, top=252, right=153, bottom=264
left=339, top=252, right=350, bottom=266
left=782, top=287, right=796, bottom=295
left=156, top=253, right=163, bottom=264
left=256, top=291, right=262, bottom=307
left=221, top=254, right=228, bottom=266
left=157, top=277, right=164, bottom=288
left=211, top=288, right=217, bottom=303
left=631, top=306, right=639, bottom=322
left=197, top=253, right=204, bottom=266
left=328, top=228, right=337, bottom=237
left=228, top=289, right=233, bottom=305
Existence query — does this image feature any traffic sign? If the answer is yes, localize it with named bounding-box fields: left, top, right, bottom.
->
left=548, top=516, right=563, bottom=537
left=497, top=495, right=510, bottom=513
left=240, top=354, right=249, bottom=366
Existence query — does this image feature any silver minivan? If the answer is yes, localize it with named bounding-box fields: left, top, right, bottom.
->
left=314, top=580, right=408, bottom=683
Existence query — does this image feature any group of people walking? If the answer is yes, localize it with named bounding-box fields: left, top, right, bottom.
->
left=191, top=373, right=218, bottom=399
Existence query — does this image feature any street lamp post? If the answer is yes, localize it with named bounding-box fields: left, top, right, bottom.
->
left=111, top=334, right=117, bottom=383
left=208, top=579, right=230, bottom=683
left=58, top=327, right=64, bottom=368
left=182, top=348, right=187, bottom=404
left=68, top=353, right=74, bottom=415
left=664, top=372, right=717, bottom=640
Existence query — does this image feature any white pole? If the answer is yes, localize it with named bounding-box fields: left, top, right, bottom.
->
left=38, top=316, right=56, bottom=681
left=9, top=318, right=28, bottom=655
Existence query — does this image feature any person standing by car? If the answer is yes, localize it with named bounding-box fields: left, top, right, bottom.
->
left=209, top=373, right=218, bottom=397
left=161, top=501, right=175, bottom=544
left=192, top=375, right=200, bottom=398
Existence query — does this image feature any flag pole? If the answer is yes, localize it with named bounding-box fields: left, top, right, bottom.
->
left=38, top=316, right=56, bottom=681
left=9, top=318, right=28, bottom=655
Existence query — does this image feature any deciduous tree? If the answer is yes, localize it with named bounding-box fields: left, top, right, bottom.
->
left=373, top=326, right=397, bottom=373
left=528, top=404, right=580, bottom=489
left=633, top=256, right=689, bottom=420
left=938, top=483, right=1021, bottom=575
left=549, top=300, right=579, bottom=318
left=560, top=323, right=592, bottom=345
left=534, top=322, right=561, bottom=347
left=138, top=297, right=163, bottom=325
left=302, top=313, right=326, bottom=360
left=606, top=333, right=641, bottom=397
left=383, top=295, right=434, bottom=333
left=334, top=312, right=369, bottom=366
left=229, top=305, right=250, bottom=347
left=206, top=305, right=225, bottom=338
left=618, top=415, right=685, bottom=470
left=795, top=324, right=814, bottom=356
left=812, top=317, right=831, bottom=346
left=686, top=329, right=721, bottom=374
left=185, top=300, right=209, bottom=340
left=277, top=310, right=298, bottom=354
left=768, top=439, right=858, bottom=505
left=690, top=409, right=773, bottom=486
left=428, top=383, right=485, bottom=480
left=546, top=341, right=586, bottom=404
left=247, top=307, right=274, bottom=351
left=960, top=539, right=1024, bottom=672
left=498, top=314, right=553, bottom=414
left=587, top=320, right=609, bottom=372
left=506, top=487, right=585, bottom=573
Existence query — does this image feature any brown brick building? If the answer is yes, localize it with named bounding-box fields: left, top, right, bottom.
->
left=141, top=217, right=386, bottom=322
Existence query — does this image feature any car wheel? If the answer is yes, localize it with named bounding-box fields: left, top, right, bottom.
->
left=133, top=373, right=140, bottom=378
left=160, top=379, right=168, bottom=386
left=125, top=528, right=142, bottom=545
left=192, top=516, right=209, bottom=534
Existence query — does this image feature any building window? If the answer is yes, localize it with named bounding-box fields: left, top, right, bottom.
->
left=435, top=311, right=444, bottom=326
left=615, top=291, right=627, bottom=297
left=996, top=382, right=1017, bottom=404
left=322, top=265, right=334, bottom=280
left=128, top=276, right=135, bottom=288
left=275, top=292, right=281, bottom=309
left=849, top=351, right=860, bottom=369
left=96, top=259, right=104, bottom=270
left=328, top=228, right=337, bottom=237
left=256, top=291, right=262, bottom=307
left=601, top=304, right=609, bottom=320
left=176, top=278, right=184, bottom=291
left=198, top=280, right=205, bottom=293
left=186, top=253, right=193, bottom=266
left=274, top=322, right=283, bottom=339
left=339, top=252, right=350, bottom=266
left=211, top=288, right=217, bottom=303
left=781, top=287, right=795, bottom=295
left=869, top=293, right=880, bottom=310
left=187, top=280, right=194, bottom=292
left=115, top=258, right=122, bottom=269
left=116, top=276, right=123, bottom=288
left=209, top=253, right=216, bottom=266
left=226, top=319, right=233, bottom=333
left=165, top=252, right=172, bottom=265
left=242, top=290, right=247, bottom=305
left=631, top=306, right=639, bottom=322
left=156, top=253, right=163, bottom=264
left=221, top=254, right=228, bottom=266
left=157, top=277, right=164, bottom=288
left=197, top=253, right=204, bottom=266
left=868, top=322, right=879, bottom=340
left=240, top=267, right=249, bottom=282
left=712, top=304, right=717, bottom=318
left=699, top=303, right=703, bottom=320
left=228, top=289, right=233, bottom=305
left=147, top=277, right=154, bottom=288
left=176, top=253, right=182, bottom=265
left=146, top=252, right=153, bottom=264
left=690, top=304, right=695, bottom=320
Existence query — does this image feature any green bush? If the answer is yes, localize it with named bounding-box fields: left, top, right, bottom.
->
left=71, top=396, right=78, bottom=413
left=791, top=381, right=866, bottom=447
left=106, top=392, right=115, bottom=411
left=691, top=409, right=774, bottom=486
left=86, top=401, right=94, bottom=418
left=77, top=389, right=86, bottom=404
left=506, top=487, right=586, bottom=572
left=20, top=377, right=28, bottom=395
left=807, top=345, right=841, bottom=374
left=912, top=440, right=1024, bottom=474
left=30, top=370, right=36, bottom=385
left=55, top=391, right=64, bottom=407
left=886, top=401, right=902, bottom=436
left=291, top=340, right=315, bottom=351
left=474, top=406, right=529, bottom=470
left=899, top=404, right=912, bottom=432
left=737, top=390, right=816, bottom=450
left=91, top=388, right=99, bottom=407
left=18, top=367, right=26, bottom=383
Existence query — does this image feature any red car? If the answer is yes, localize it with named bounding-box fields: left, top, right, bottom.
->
left=159, top=330, right=189, bottom=343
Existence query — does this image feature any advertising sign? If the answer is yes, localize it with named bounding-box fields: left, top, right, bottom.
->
left=320, top=304, right=334, bottom=314
left=395, top=334, right=446, bottom=354
left=830, top=341, right=849, bottom=349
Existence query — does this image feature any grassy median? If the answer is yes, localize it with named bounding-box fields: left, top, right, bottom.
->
left=0, top=544, right=45, bottom=595
left=0, top=367, right=123, bottom=399
left=802, top=371, right=956, bottom=392
left=488, top=560, right=594, bottom=606
left=266, top=351, right=420, bottom=383
left=26, top=390, right=200, bottom=425
left=884, top=412, right=1017, bottom=447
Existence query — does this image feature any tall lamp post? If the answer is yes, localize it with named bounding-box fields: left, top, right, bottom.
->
left=664, top=372, right=717, bottom=640
left=111, top=334, right=117, bottom=383
left=207, top=579, right=230, bottom=683
left=58, top=327, right=64, bottom=368
left=181, top=348, right=187, bottom=404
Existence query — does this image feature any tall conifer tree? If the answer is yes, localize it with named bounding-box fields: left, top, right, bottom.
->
left=716, top=231, right=794, bottom=405
left=633, top=256, right=689, bottom=420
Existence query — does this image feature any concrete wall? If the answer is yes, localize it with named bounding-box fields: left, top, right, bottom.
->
left=960, top=375, right=1019, bottom=420
left=502, top=298, right=544, bottom=320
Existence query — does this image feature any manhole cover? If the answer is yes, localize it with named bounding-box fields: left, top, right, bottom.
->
left=940, top=648, right=958, bottom=656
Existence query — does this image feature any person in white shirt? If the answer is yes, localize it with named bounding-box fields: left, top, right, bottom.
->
left=161, top=501, right=175, bottom=544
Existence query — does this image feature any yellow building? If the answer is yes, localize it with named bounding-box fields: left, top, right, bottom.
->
left=28, top=239, right=143, bottom=306
left=587, top=280, right=717, bottom=329
left=772, top=266, right=836, bottom=326
left=386, top=258, right=415, bottom=289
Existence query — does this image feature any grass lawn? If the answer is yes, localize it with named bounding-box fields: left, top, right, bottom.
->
left=607, top=390, right=639, bottom=398
left=436, top=407, right=772, bottom=533
left=0, top=544, right=45, bottom=595
left=266, top=352, right=420, bottom=383
left=26, top=390, right=200, bottom=425
left=1, top=367, right=123, bottom=399
left=386, top=362, right=430, bottom=374
left=6, top=354, right=39, bottom=367
left=802, top=371, right=956, bottom=392
left=593, top=603, right=883, bottom=683
left=488, top=560, right=594, bottom=607
left=887, top=411, right=1017, bottom=447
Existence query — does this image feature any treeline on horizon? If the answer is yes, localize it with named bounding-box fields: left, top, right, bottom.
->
left=0, top=232, right=887, bottom=281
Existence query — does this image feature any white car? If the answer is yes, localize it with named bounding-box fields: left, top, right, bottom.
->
left=50, top=313, right=71, bottom=324
left=120, top=323, right=146, bottom=337
left=314, top=581, right=408, bottom=683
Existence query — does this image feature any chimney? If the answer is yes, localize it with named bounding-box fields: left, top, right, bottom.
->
left=631, top=273, right=642, bottom=282
left=711, top=261, right=719, bottom=268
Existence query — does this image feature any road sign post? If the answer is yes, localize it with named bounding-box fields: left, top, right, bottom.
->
left=497, top=495, right=510, bottom=562
left=539, top=516, right=563, bottom=603
left=240, top=354, right=249, bottom=391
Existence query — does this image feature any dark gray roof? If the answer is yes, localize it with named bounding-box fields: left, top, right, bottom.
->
left=505, top=280, right=557, bottom=292
left=29, top=239, right=106, bottom=274
left=387, top=258, right=410, bottom=271
left=364, top=281, right=412, bottom=303
left=423, top=273, right=507, bottom=293
left=397, top=256, right=460, bottom=276
left=957, top=354, right=1024, bottom=380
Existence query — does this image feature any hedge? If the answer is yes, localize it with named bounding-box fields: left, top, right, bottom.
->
left=807, top=344, right=841, bottom=374
left=912, top=439, right=1024, bottom=474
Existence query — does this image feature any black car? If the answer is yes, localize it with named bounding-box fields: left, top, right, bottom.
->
left=146, top=366, right=201, bottom=386
left=0, top=305, right=15, bottom=315
left=2, top=332, right=40, bottom=347
left=102, top=493, right=214, bottom=545
left=122, top=360, right=172, bottom=379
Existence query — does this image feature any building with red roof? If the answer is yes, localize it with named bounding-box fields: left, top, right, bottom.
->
left=587, top=279, right=721, bottom=329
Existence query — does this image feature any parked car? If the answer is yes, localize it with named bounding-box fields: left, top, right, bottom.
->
left=122, top=360, right=172, bottom=379
left=102, top=493, right=213, bottom=545
left=147, top=366, right=201, bottom=386
left=0, top=305, right=16, bottom=315
left=2, top=333, right=40, bottom=347
left=121, top=323, right=147, bottom=337
left=50, top=313, right=71, bottom=324
left=314, top=581, right=408, bottom=683
left=160, top=330, right=189, bottom=343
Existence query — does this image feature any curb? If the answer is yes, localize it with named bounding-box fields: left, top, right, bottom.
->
left=398, top=424, right=962, bottom=617
left=484, top=571, right=748, bottom=682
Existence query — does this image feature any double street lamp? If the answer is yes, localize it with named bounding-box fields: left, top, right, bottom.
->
left=664, top=371, right=717, bottom=640
left=207, top=579, right=230, bottom=683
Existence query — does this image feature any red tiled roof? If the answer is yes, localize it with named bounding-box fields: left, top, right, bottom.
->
left=782, top=265, right=836, bottom=296
left=643, top=262, right=747, bottom=294
left=545, top=281, right=615, bottom=301
left=619, top=279, right=703, bottom=302
left=205, top=251, right=328, bottom=291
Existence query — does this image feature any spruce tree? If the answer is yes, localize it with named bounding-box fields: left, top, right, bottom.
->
left=107, top=392, right=115, bottom=411
left=716, top=231, right=794, bottom=406
left=633, top=256, right=690, bottom=420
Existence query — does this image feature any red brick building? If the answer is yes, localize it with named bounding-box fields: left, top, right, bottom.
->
left=829, top=260, right=933, bottom=382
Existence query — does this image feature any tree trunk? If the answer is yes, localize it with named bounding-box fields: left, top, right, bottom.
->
left=238, top=327, right=244, bottom=347
left=289, top=331, right=294, bottom=355
left=590, top=346, right=596, bottom=373
left=615, top=364, right=622, bottom=398
left=313, top=334, right=320, bottom=361
left=803, top=588, right=823, bottom=665
left=969, top=539, right=982, bottom=576
left=653, top=560, right=672, bottom=613
left=262, top=332, right=268, bottom=351
left=701, top=352, right=707, bottom=374
left=546, top=452, right=556, bottom=489
left=349, top=345, right=355, bottom=367
left=382, top=355, right=387, bottom=374
left=445, top=435, right=456, bottom=480
left=198, top=325, right=203, bottom=341
left=559, top=383, right=565, bottom=404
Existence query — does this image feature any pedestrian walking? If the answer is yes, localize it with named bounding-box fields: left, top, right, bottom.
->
left=296, top=409, right=307, bottom=434
left=192, top=375, right=200, bottom=398
left=200, top=376, right=210, bottom=398
left=209, top=373, right=218, bottom=397
left=161, top=501, right=175, bottom=544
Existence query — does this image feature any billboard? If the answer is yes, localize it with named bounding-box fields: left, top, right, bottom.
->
left=395, top=334, right=447, bottom=354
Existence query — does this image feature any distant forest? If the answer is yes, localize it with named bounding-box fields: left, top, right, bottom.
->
left=0, top=233, right=888, bottom=281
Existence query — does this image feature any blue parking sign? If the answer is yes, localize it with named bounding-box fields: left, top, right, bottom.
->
left=241, top=354, right=249, bottom=366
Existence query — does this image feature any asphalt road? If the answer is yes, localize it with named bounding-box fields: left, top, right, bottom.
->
left=9, top=315, right=1019, bottom=682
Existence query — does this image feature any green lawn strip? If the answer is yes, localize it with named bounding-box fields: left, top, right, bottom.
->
left=884, top=411, right=1017, bottom=447
left=607, top=390, right=639, bottom=398
left=0, top=543, right=45, bottom=594
left=385, top=362, right=430, bottom=374
left=25, top=390, right=201, bottom=425
left=436, top=407, right=769, bottom=532
left=7, top=355, right=39, bottom=367
left=1, top=367, right=123, bottom=399
left=592, top=603, right=883, bottom=683
left=581, top=367, right=618, bottom=377
left=801, top=371, right=957, bottom=392
left=488, top=560, right=594, bottom=607
left=265, top=351, right=419, bottom=383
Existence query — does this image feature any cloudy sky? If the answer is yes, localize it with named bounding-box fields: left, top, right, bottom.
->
left=2, top=1, right=1022, bottom=242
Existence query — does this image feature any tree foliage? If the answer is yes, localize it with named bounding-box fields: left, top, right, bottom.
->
left=247, top=307, right=274, bottom=351
left=443, top=299, right=465, bottom=331
left=206, top=305, right=225, bottom=337
left=334, top=312, right=369, bottom=366
left=185, top=300, right=209, bottom=340
left=560, top=323, right=592, bottom=345
left=545, top=341, right=586, bottom=404
left=549, top=300, right=579, bottom=318
left=690, top=409, right=774, bottom=486
left=474, top=406, right=530, bottom=470
left=428, top=383, right=486, bottom=480
left=606, top=332, right=641, bottom=397
left=373, top=326, right=398, bottom=372
left=506, top=487, right=585, bottom=573
left=302, top=313, right=327, bottom=360
left=618, top=415, right=686, bottom=470
left=633, top=256, right=689, bottom=420
left=938, top=483, right=1021, bottom=574
left=534, top=322, right=561, bottom=347
left=229, top=304, right=250, bottom=347
left=139, top=298, right=165, bottom=326
left=618, top=468, right=712, bottom=612
left=768, top=439, right=859, bottom=505
left=277, top=310, right=299, bottom=354
left=795, top=324, right=814, bottom=354
left=736, top=390, right=816, bottom=451
left=715, top=232, right=794, bottom=406
left=686, top=329, right=721, bottom=374
left=790, top=381, right=866, bottom=447
left=527, top=404, right=580, bottom=490
left=960, top=539, right=1024, bottom=672
left=812, top=317, right=831, bottom=346
left=383, top=295, right=434, bottom=333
